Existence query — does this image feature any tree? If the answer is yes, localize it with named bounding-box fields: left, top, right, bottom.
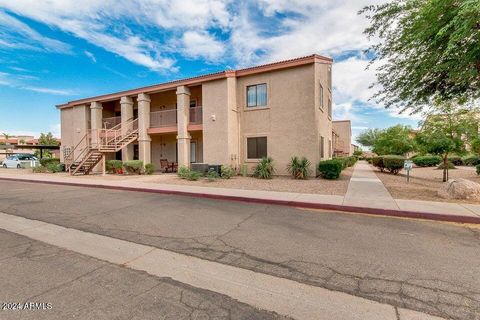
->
left=2, top=132, right=10, bottom=140
left=356, top=128, right=382, bottom=147
left=416, top=102, right=478, bottom=182
left=35, top=132, right=59, bottom=158
left=361, top=0, right=480, bottom=114
left=373, top=125, right=416, bottom=156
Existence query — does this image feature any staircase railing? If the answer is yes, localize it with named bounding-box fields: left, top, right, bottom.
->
left=64, top=131, right=91, bottom=171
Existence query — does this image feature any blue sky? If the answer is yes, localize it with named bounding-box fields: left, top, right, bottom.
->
left=0, top=0, right=419, bottom=141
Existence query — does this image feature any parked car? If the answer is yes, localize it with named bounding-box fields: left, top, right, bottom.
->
left=2, top=154, right=39, bottom=168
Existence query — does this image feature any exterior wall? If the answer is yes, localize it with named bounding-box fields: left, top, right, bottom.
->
left=332, top=120, right=352, bottom=156
left=315, top=62, right=333, bottom=162
left=60, top=104, right=90, bottom=162
left=151, top=134, right=177, bottom=168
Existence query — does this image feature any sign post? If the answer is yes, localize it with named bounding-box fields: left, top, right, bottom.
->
left=404, top=160, right=413, bottom=183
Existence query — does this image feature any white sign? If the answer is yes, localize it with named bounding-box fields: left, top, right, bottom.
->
left=404, top=160, right=413, bottom=171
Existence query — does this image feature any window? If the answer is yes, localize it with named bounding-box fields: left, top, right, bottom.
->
left=247, top=137, right=267, bottom=159
left=328, top=139, right=332, bottom=158
left=319, top=83, right=324, bottom=109
left=328, top=67, right=332, bottom=91
left=247, top=84, right=267, bottom=107
left=190, top=141, right=197, bottom=163
left=320, top=136, right=324, bottom=158
left=190, top=100, right=197, bottom=108
left=328, top=99, right=332, bottom=119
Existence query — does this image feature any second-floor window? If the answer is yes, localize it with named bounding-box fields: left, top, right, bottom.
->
left=247, top=84, right=267, bottom=107
left=319, top=83, right=324, bottom=109
left=328, top=99, right=332, bottom=119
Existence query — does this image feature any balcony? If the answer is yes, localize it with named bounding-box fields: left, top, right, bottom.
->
left=150, top=106, right=202, bottom=128
left=102, top=116, right=121, bottom=129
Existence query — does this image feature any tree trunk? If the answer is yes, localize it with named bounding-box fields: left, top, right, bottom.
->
left=443, top=154, right=448, bottom=183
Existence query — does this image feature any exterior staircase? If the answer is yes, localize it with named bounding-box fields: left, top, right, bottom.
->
left=65, top=118, right=138, bottom=175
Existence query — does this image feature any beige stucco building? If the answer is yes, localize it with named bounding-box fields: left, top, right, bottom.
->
left=58, top=54, right=334, bottom=176
left=332, top=120, right=353, bottom=157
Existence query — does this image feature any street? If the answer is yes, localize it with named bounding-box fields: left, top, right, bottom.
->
left=1, top=180, right=479, bottom=319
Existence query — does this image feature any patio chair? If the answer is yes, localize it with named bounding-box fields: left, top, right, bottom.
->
left=160, top=159, right=172, bottom=173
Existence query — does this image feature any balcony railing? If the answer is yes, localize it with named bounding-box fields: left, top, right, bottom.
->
left=102, top=116, right=121, bottom=129
left=150, top=107, right=202, bottom=128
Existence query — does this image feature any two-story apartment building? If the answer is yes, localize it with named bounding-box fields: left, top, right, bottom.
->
left=332, top=120, right=353, bottom=157
left=57, top=54, right=334, bottom=176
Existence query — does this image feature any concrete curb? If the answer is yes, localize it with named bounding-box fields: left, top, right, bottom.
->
left=2, top=176, right=480, bottom=225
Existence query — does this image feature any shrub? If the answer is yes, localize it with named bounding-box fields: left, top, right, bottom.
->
left=371, top=156, right=385, bottom=172
left=383, top=155, right=405, bottom=174
left=220, top=165, right=236, bottom=179
left=317, top=159, right=343, bottom=179
left=186, top=170, right=202, bottom=181
left=32, top=166, right=49, bottom=173
left=437, top=162, right=455, bottom=170
left=365, top=157, right=373, bottom=164
left=462, top=155, right=480, bottom=166
left=205, top=169, right=219, bottom=182
left=476, top=164, right=480, bottom=175
left=123, top=160, right=144, bottom=174
left=253, top=157, right=275, bottom=179
left=106, top=160, right=123, bottom=173
left=448, top=155, right=463, bottom=166
left=39, top=157, right=60, bottom=167
left=287, top=156, right=311, bottom=179
left=144, top=163, right=155, bottom=175
left=47, top=162, right=62, bottom=173
left=177, top=166, right=190, bottom=179
left=412, top=155, right=442, bottom=167
left=353, top=150, right=363, bottom=157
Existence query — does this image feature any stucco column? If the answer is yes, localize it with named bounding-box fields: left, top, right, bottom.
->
left=176, top=86, right=191, bottom=167
left=90, top=101, right=103, bottom=148
left=120, top=96, right=134, bottom=161
left=137, top=93, right=151, bottom=164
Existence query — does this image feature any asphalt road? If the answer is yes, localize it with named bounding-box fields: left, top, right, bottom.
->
left=1, top=180, right=479, bottom=320
left=0, top=229, right=287, bottom=320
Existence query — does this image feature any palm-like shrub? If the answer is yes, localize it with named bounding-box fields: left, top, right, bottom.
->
left=220, top=165, right=236, bottom=179
left=287, top=156, right=311, bottom=179
left=253, top=157, right=275, bottom=179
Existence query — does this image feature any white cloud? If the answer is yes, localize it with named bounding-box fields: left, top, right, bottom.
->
left=0, top=72, right=74, bottom=95
left=84, top=50, right=96, bottom=63
left=181, top=31, right=225, bottom=61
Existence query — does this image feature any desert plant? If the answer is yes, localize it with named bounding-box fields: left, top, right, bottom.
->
left=47, top=162, right=62, bottom=173
left=220, top=165, right=235, bottom=179
left=205, top=169, right=219, bottom=182
left=253, top=157, right=275, bottom=179
left=186, top=170, right=202, bottom=181
left=144, top=163, right=155, bottom=175
left=123, top=160, right=144, bottom=174
left=383, top=155, right=405, bottom=174
left=371, top=156, right=385, bottom=172
left=177, top=166, right=190, bottom=179
left=317, top=159, right=343, bottom=179
left=287, top=156, right=311, bottom=179
left=412, top=155, right=442, bottom=167
left=463, top=155, right=480, bottom=166
left=32, top=166, right=49, bottom=173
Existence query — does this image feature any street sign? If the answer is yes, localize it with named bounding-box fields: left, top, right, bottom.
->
left=404, top=160, right=413, bottom=182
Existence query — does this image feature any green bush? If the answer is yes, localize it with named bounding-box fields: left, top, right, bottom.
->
left=253, top=157, right=275, bottom=179
left=476, top=164, right=480, bottom=175
left=353, top=150, right=363, bottom=157
left=144, top=163, right=155, bottom=175
left=186, top=170, right=202, bottom=181
left=177, top=166, right=190, bottom=179
left=383, top=155, right=405, bottom=174
left=437, top=162, right=455, bottom=170
left=287, top=156, right=311, bottom=179
left=47, top=162, right=62, bottom=173
left=123, top=160, right=144, bottom=174
left=412, top=155, right=442, bottom=167
left=462, top=155, right=480, bottom=166
left=371, top=156, right=385, bottom=172
left=220, top=165, right=236, bottom=179
left=106, top=160, right=123, bottom=173
left=32, top=166, right=49, bottom=173
left=365, top=157, right=373, bottom=164
left=39, top=157, right=60, bottom=167
left=317, top=159, right=343, bottom=179
left=205, top=169, right=219, bottom=182
left=448, top=156, right=463, bottom=166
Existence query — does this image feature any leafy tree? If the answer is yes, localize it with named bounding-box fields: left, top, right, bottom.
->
left=373, top=125, right=416, bottom=156
left=356, top=128, right=382, bottom=147
left=361, top=0, right=480, bottom=114
left=35, top=132, right=59, bottom=158
left=416, top=102, right=478, bottom=182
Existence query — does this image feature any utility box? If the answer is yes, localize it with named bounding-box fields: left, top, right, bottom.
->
left=191, top=163, right=209, bottom=173
left=208, top=165, right=221, bottom=174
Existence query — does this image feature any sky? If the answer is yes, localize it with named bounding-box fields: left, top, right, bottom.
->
left=0, top=0, right=420, bottom=141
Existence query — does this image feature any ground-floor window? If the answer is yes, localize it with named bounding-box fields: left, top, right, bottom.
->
left=247, top=137, right=267, bottom=159
left=320, top=136, right=325, bottom=158
left=190, top=141, right=197, bottom=163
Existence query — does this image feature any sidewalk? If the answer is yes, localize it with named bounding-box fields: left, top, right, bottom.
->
left=0, top=166, right=480, bottom=224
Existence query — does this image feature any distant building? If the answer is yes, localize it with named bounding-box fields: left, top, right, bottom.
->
left=0, top=135, right=60, bottom=161
left=332, top=120, right=353, bottom=156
